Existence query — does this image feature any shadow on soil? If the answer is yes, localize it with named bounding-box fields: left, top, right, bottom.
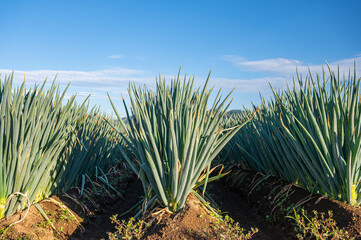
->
left=71, top=177, right=292, bottom=240
left=207, top=180, right=292, bottom=240
left=69, top=179, right=144, bottom=240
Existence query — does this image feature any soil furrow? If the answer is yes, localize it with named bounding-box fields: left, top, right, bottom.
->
left=69, top=180, right=144, bottom=240
left=207, top=180, right=291, bottom=240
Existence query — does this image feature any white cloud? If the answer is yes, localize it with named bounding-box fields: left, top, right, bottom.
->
left=209, top=76, right=288, bottom=93
left=223, top=55, right=361, bottom=77
left=1, top=55, right=360, bottom=114
left=0, top=67, right=158, bottom=115
left=221, top=55, right=361, bottom=94
left=0, top=67, right=154, bottom=93
left=108, top=54, right=123, bottom=59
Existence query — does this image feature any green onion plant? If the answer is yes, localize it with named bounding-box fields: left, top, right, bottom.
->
left=0, top=73, right=121, bottom=219
left=108, top=71, right=247, bottom=212
left=227, top=63, right=361, bottom=205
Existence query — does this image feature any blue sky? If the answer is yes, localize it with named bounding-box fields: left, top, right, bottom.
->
left=1, top=0, right=360, bottom=115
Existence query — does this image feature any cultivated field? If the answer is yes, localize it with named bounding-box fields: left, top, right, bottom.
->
left=1, top=64, right=361, bottom=240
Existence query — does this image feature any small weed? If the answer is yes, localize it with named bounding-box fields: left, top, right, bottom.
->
left=0, top=226, right=33, bottom=240
left=36, top=218, right=55, bottom=229
left=107, top=215, right=150, bottom=240
left=280, top=203, right=302, bottom=218
left=287, top=208, right=352, bottom=240
left=192, top=215, right=258, bottom=240
left=0, top=226, right=10, bottom=235
left=58, top=227, right=64, bottom=233
left=57, top=208, right=75, bottom=222
left=36, top=207, right=76, bottom=230
left=54, top=226, right=64, bottom=239
left=0, top=226, right=11, bottom=240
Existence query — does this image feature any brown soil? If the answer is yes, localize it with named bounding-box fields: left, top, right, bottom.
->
left=0, top=195, right=82, bottom=240
left=225, top=168, right=361, bottom=239
left=0, top=169, right=135, bottom=240
left=207, top=180, right=292, bottom=240
left=3, top=167, right=361, bottom=239
left=142, top=194, right=217, bottom=240
left=69, top=179, right=144, bottom=239
left=142, top=193, right=260, bottom=240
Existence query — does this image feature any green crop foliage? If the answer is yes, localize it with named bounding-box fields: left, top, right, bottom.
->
left=109, top=71, right=247, bottom=212
left=50, top=107, right=121, bottom=194
left=226, top=63, right=361, bottom=205
left=0, top=74, right=77, bottom=218
left=0, top=73, right=121, bottom=219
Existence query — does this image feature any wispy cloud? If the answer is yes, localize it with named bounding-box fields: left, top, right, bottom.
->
left=209, top=76, right=287, bottom=93
left=0, top=67, right=158, bottom=115
left=223, top=55, right=361, bottom=76
left=108, top=54, right=123, bottom=59
left=0, top=67, right=154, bottom=98
left=221, top=55, right=361, bottom=94
left=1, top=56, right=360, bottom=109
